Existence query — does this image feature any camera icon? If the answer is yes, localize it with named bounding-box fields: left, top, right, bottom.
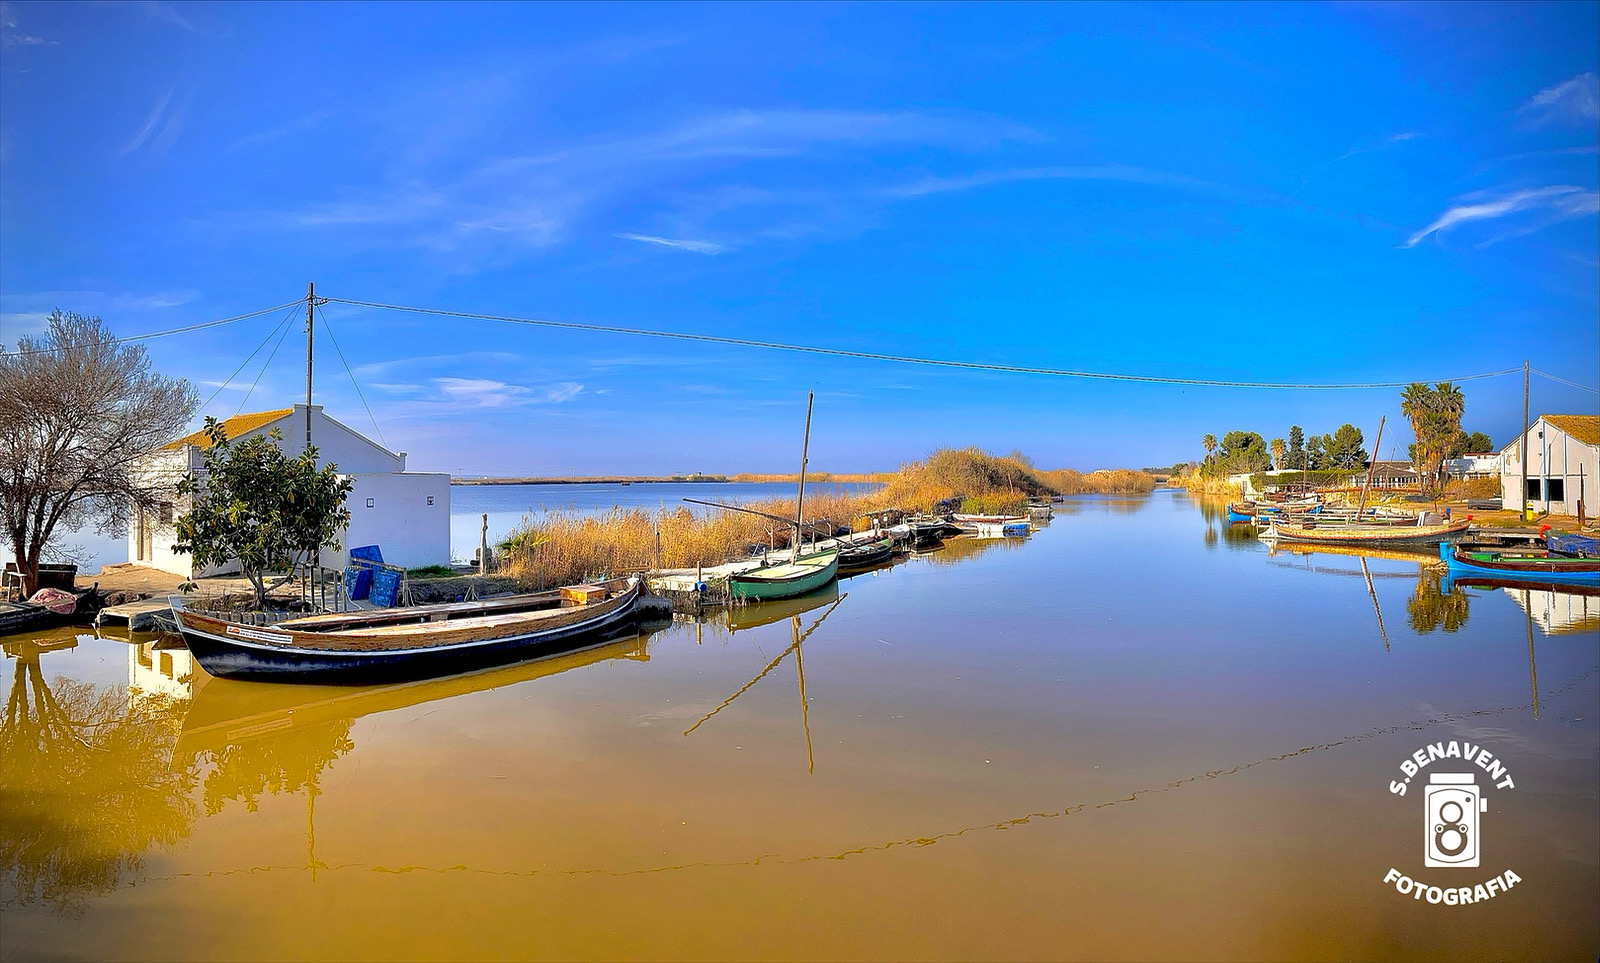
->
left=1424, top=773, right=1487, bottom=868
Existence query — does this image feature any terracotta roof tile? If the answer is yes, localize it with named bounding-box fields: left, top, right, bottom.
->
left=160, top=408, right=295, bottom=450
left=1542, top=414, right=1600, bottom=447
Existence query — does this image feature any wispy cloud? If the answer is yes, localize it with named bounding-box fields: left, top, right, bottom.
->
left=434, top=377, right=583, bottom=408
left=1, top=1, right=56, bottom=46
left=228, top=110, right=331, bottom=152
left=885, top=164, right=1222, bottom=199
left=1403, top=186, right=1598, bottom=247
left=120, top=79, right=193, bottom=157
left=1337, top=131, right=1420, bottom=161
left=351, top=350, right=522, bottom=380
left=616, top=232, right=726, bottom=254
left=1521, top=72, right=1600, bottom=126
left=139, top=1, right=206, bottom=35
left=201, top=105, right=1040, bottom=261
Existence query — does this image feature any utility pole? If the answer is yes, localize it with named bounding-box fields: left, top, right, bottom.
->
left=1519, top=359, right=1529, bottom=520
left=305, top=281, right=315, bottom=454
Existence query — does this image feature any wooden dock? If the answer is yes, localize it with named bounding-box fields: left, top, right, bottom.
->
left=96, top=598, right=171, bottom=631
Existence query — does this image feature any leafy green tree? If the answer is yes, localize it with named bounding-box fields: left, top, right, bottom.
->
left=1401, top=382, right=1468, bottom=495
left=1270, top=437, right=1286, bottom=470
left=1285, top=425, right=1306, bottom=470
left=1306, top=434, right=1326, bottom=470
left=1218, top=431, right=1272, bottom=473
left=174, top=419, right=353, bottom=609
left=1325, top=424, right=1368, bottom=470
left=1452, top=430, right=1493, bottom=456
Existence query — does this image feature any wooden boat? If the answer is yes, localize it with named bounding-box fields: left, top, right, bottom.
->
left=167, top=576, right=654, bottom=683
left=836, top=537, right=895, bottom=574
left=1262, top=518, right=1471, bottom=546
left=727, top=550, right=839, bottom=602
left=0, top=584, right=99, bottom=636
left=1440, top=542, right=1600, bottom=587
left=724, top=582, right=840, bottom=632
left=951, top=513, right=1027, bottom=525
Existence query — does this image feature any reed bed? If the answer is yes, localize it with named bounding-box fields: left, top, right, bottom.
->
left=499, top=447, right=1159, bottom=588
left=1037, top=468, right=1158, bottom=495
left=500, top=491, right=876, bottom=589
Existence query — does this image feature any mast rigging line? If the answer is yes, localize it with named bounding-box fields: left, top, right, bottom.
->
left=321, top=295, right=1526, bottom=390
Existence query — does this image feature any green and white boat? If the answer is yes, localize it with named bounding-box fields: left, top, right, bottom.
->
left=728, top=550, right=840, bottom=601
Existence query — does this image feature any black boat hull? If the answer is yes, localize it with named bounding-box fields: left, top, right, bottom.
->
left=174, top=588, right=653, bottom=685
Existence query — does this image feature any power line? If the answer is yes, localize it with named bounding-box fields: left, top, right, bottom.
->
left=195, top=304, right=302, bottom=418
left=0, top=299, right=307, bottom=358
left=315, top=303, right=388, bottom=449
left=1531, top=368, right=1600, bottom=393
left=323, top=295, right=1525, bottom=390
left=235, top=308, right=299, bottom=415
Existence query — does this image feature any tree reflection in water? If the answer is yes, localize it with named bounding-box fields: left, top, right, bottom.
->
left=1407, top=566, right=1471, bottom=634
left=0, top=641, right=196, bottom=916
left=198, top=718, right=354, bottom=816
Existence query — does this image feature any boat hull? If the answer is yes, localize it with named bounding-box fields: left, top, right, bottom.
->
left=1264, top=520, right=1470, bottom=545
left=727, top=552, right=839, bottom=601
left=1441, top=542, right=1600, bottom=587
left=170, top=582, right=649, bottom=684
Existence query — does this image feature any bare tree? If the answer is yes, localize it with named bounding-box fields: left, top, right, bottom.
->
left=1, top=311, right=198, bottom=595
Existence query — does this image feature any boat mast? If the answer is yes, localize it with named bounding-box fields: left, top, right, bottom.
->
left=793, top=391, right=814, bottom=563
left=1356, top=415, right=1384, bottom=518
left=305, top=281, right=315, bottom=454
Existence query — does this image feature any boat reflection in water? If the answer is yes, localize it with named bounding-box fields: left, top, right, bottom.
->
left=0, top=635, right=198, bottom=915
left=689, top=588, right=844, bottom=775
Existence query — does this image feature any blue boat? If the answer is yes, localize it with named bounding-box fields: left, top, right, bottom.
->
left=1439, top=541, right=1600, bottom=588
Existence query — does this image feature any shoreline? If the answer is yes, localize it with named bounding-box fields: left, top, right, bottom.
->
left=451, top=475, right=733, bottom=486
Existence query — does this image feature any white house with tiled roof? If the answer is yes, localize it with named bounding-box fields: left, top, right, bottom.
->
left=130, top=404, right=451, bottom=577
left=1498, top=414, right=1599, bottom=517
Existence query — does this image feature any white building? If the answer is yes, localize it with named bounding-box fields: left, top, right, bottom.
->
left=129, top=404, right=451, bottom=577
left=1498, top=414, right=1599, bottom=517
left=1444, top=452, right=1500, bottom=479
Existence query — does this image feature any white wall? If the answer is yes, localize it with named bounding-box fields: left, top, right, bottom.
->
left=339, top=473, right=452, bottom=568
left=128, top=405, right=439, bottom=577
left=1500, top=418, right=1600, bottom=516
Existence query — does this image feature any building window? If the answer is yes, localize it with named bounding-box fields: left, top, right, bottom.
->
left=366, top=497, right=375, bottom=508
left=1547, top=479, right=1566, bottom=502
left=159, top=501, right=173, bottom=525
left=1525, top=479, right=1542, bottom=500
left=426, top=495, right=434, bottom=506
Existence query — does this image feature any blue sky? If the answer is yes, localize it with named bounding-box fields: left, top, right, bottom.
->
left=2, top=1, right=1596, bottom=475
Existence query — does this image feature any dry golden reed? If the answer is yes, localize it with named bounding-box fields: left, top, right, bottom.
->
left=500, top=448, right=1157, bottom=587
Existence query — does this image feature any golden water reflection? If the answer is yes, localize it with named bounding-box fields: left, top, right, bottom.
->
left=0, top=638, right=196, bottom=916
left=2, top=498, right=1596, bottom=960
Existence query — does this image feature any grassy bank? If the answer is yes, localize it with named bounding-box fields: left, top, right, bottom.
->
left=500, top=448, right=1158, bottom=588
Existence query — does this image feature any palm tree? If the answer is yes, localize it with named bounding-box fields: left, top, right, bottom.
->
left=1202, top=433, right=1216, bottom=459
left=1270, top=437, right=1286, bottom=471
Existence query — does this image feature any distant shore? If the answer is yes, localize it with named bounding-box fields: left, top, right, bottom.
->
left=451, top=473, right=889, bottom=486
left=451, top=475, right=733, bottom=486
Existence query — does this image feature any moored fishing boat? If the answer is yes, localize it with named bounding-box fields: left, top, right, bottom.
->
left=1440, top=541, right=1600, bottom=587
left=168, top=576, right=654, bottom=684
left=0, top=584, right=99, bottom=636
left=1262, top=517, right=1471, bottom=546
left=836, top=536, right=895, bottom=574
left=727, top=550, right=840, bottom=601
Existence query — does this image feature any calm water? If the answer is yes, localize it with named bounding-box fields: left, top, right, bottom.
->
left=3, top=492, right=1595, bottom=961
